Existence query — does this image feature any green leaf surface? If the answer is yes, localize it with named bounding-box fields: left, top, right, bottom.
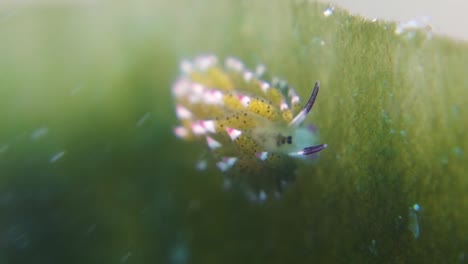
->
left=0, top=1, right=466, bottom=263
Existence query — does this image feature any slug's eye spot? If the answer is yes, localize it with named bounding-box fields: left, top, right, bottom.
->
left=275, top=134, right=293, bottom=146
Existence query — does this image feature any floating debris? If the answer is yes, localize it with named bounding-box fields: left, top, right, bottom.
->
left=258, top=190, right=267, bottom=203
left=50, top=151, right=66, bottom=163
left=311, top=36, right=326, bottom=46
left=323, top=6, right=335, bottom=17
left=30, top=126, right=49, bottom=140
left=195, top=159, right=208, bottom=171
left=223, top=178, right=232, bottom=190
left=84, top=224, right=96, bottom=236
left=170, top=240, right=190, bottom=264
left=380, top=109, right=390, bottom=120
left=0, top=144, right=8, bottom=153
left=440, top=155, right=449, bottom=165
left=120, top=251, right=132, bottom=263
left=395, top=16, right=432, bottom=39
left=451, top=105, right=460, bottom=118
left=395, top=215, right=404, bottom=230
left=458, top=252, right=466, bottom=263
left=408, top=203, right=421, bottom=239
left=368, top=239, right=378, bottom=256
left=136, top=112, right=151, bottom=127
left=70, top=83, right=84, bottom=96
left=0, top=10, right=16, bottom=23
left=453, top=146, right=463, bottom=158
left=6, top=225, right=30, bottom=250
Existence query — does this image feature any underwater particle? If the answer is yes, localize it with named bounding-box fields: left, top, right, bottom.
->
left=50, top=151, right=65, bottom=163
left=368, top=239, right=378, bottom=256
left=323, top=6, right=334, bottom=17
left=30, top=126, right=49, bottom=140
left=120, top=251, right=132, bottom=263
left=0, top=144, right=8, bottom=154
left=0, top=10, right=17, bottom=23
left=255, top=64, right=267, bottom=77
left=136, top=112, right=151, bottom=127
left=223, top=178, right=232, bottom=190
left=258, top=190, right=267, bottom=202
left=171, top=54, right=326, bottom=199
left=451, top=105, right=460, bottom=118
left=395, top=16, right=432, bottom=39
left=394, top=215, right=404, bottom=230
left=380, top=109, right=392, bottom=123
left=408, top=204, right=421, bottom=239
left=6, top=225, right=30, bottom=250
left=70, top=86, right=81, bottom=96
left=195, top=159, right=208, bottom=171
left=311, top=36, right=326, bottom=46
left=188, top=199, right=201, bottom=212
left=458, top=252, right=466, bottom=262
left=399, top=130, right=408, bottom=144
left=216, top=157, right=238, bottom=172
left=170, top=240, right=190, bottom=264
left=453, top=146, right=463, bottom=158
left=440, top=155, right=449, bottom=165
left=84, top=224, right=97, bottom=236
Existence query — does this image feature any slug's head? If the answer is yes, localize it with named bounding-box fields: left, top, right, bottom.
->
left=251, top=82, right=327, bottom=157
left=171, top=55, right=327, bottom=201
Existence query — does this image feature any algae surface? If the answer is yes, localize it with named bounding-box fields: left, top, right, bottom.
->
left=0, top=1, right=466, bottom=263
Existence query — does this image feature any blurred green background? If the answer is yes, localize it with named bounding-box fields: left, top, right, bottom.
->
left=0, top=1, right=466, bottom=263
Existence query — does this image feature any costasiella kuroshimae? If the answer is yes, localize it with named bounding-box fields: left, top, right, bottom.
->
left=172, top=54, right=327, bottom=202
